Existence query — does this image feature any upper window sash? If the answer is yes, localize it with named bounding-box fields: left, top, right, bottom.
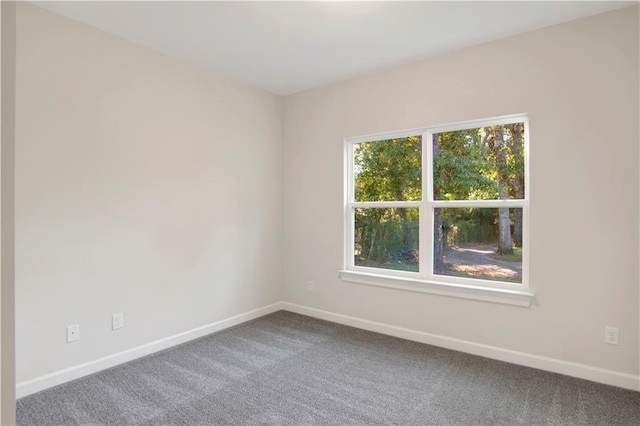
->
left=347, top=113, right=529, bottom=202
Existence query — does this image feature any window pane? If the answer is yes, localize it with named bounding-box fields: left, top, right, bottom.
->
left=354, top=136, right=422, bottom=202
left=355, top=207, right=419, bottom=272
left=434, top=207, right=523, bottom=284
left=432, top=123, right=525, bottom=200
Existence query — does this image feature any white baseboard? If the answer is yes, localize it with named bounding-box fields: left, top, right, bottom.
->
left=16, top=302, right=284, bottom=398
left=17, top=300, right=639, bottom=398
left=282, top=302, right=640, bottom=392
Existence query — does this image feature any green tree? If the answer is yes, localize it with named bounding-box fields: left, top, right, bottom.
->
left=354, top=137, right=421, bottom=270
left=505, top=123, right=525, bottom=247
left=432, top=133, right=444, bottom=274
left=433, top=128, right=495, bottom=201
left=354, top=137, right=421, bottom=202
left=433, top=128, right=496, bottom=269
left=483, top=126, right=513, bottom=255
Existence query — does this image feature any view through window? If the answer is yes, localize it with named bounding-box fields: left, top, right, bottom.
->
left=347, top=116, right=528, bottom=287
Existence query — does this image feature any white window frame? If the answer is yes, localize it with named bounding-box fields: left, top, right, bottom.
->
left=339, top=114, right=533, bottom=307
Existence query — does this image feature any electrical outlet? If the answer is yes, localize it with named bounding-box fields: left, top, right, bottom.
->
left=112, top=313, right=124, bottom=330
left=307, top=280, right=314, bottom=292
left=605, top=326, right=619, bottom=345
left=66, top=324, right=80, bottom=343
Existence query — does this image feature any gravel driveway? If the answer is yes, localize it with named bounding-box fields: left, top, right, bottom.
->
left=443, top=244, right=522, bottom=282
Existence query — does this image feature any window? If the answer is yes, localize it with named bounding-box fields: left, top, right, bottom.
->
left=340, top=115, right=532, bottom=306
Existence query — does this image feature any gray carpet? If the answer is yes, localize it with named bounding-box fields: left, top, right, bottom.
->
left=17, top=311, right=640, bottom=425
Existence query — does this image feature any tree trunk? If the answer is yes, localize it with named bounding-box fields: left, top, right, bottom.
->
left=497, top=205, right=513, bottom=255
left=505, top=123, right=524, bottom=247
left=494, top=126, right=513, bottom=255
left=432, top=133, right=445, bottom=274
left=512, top=208, right=522, bottom=248
left=397, top=207, right=409, bottom=249
left=368, top=223, right=377, bottom=262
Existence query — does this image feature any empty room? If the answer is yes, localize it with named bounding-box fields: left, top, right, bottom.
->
left=1, top=0, right=639, bottom=424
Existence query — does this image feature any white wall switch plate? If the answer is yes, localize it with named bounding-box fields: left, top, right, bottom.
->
left=112, top=313, right=124, bottom=330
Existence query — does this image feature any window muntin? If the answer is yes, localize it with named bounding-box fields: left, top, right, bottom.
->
left=345, top=115, right=529, bottom=291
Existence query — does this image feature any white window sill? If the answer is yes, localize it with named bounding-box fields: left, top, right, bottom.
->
left=338, top=270, right=534, bottom=307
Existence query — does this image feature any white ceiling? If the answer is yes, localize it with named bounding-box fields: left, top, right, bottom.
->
left=33, top=1, right=634, bottom=95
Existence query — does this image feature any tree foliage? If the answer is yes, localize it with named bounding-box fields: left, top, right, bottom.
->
left=354, top=137, right=421, bottom=271
left=354, top=137, right=421, bottom=202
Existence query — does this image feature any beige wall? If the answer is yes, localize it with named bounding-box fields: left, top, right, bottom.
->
left=282, top=6, right=640, bottom=376
left=15, top=3, right=282, bottom=383
left=1, top=1, right=16, bottom=423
